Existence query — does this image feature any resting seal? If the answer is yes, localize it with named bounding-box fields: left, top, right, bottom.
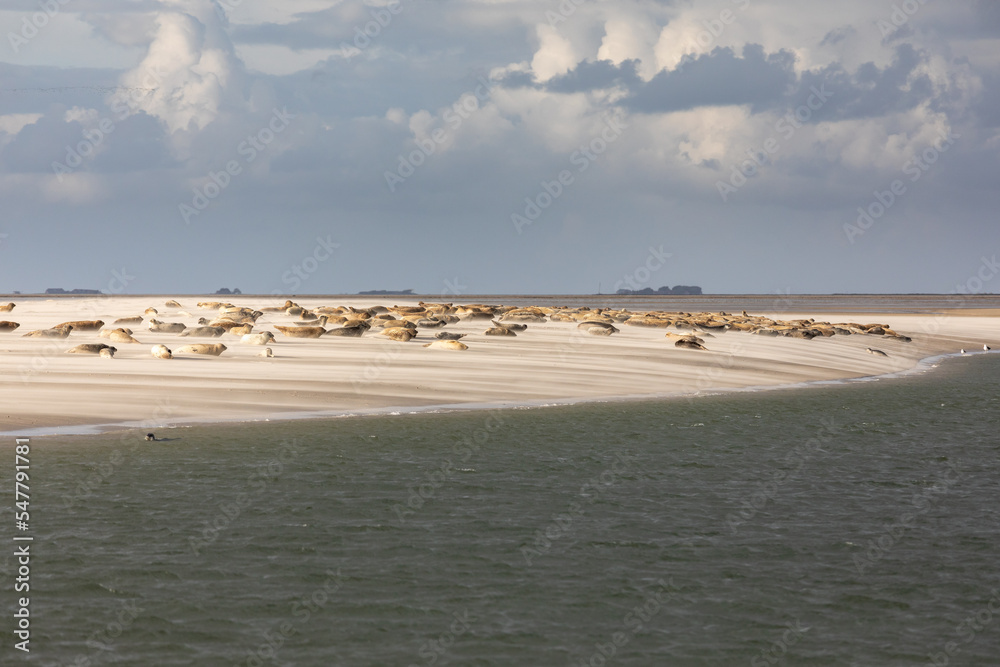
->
left=675, top=338, right=708, bottom=351
left=258, top=347, right=274, bottom=357
left=0, top=321, right=19, bottom=332
left=485, top=327, right=516, bottom=336
left=179, top=326, right=226, bottom=338
left=99, top=347, right=116, bottom=358
left=423, top=340, right=469, bottom=350
left=65, top=343, right=115, bottom=355
left=165, top=300, right=183, bottom=308
left=151, top=344, right=173, bottom=359
left=114, top=316, right=144, bottom=325
left=55, top=320, right=104, bottom=332
left=435, top=332, right=467, bottom=341
left=148, top=320, right=187, bottom=334
left=0, top=302, right=14, bottom=312
left=23, top=325, right=73, bottom=339
left=175, top=343, right=228, bottom=356
left=103, top=328, right=141, bottom=344
left=866, top=347, right=889, bottom=357
left=381, top=327, right=417, bottom=342
left=242, top=332, right=276, bottom=345
left=493, top=320, right=528, bottom=332
left=274, top=325, right=327, bottom=338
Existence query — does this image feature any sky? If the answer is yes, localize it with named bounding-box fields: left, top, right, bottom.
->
left=0, top=0, right=998, bottom=296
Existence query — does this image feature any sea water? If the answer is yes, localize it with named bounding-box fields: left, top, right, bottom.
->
left=2, top=355, right=999, bottom=665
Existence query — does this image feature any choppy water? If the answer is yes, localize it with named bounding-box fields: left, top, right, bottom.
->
left=2, top=355, right=1000, bottom=665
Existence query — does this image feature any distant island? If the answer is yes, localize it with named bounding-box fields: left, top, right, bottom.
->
left=358, top=289, right=414, bottom=295
left=45, top=288, right=101, bottom=295
left=215, top=288, right=242, bottom=295
left=616, top=285, right=703, bottom=295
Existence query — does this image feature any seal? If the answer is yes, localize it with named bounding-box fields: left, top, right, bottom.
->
left=55, top=320, right=105, bottom=332
left=179, top=326, right=226, bottom=338
left=208, top=319, right=251, bottom=331
left=0, top=321, right=19, bottom=332
left=104, top=329, right=141, bottom=344
left=0, top=302, right=14, bottom=312
left=325, top=326, right=366, bottom=337
left=65, top=343, right=115, bottom=355
left=423, top=340, right=469, bottom=350
left=258, top=347, right=274, bottom=357
left=485, top=327, right=516, bottom=336
left=165, top=300, right=183, bottom=308
left=227, top=324, right=254, bottom=336
left=23, top=325, right=73, bottom=339
left=114, top=316, right=144, bottom=325
left=493, top=320, right=528, bottom=332
left=866, top=347, right=889, bottom=357
left=675, top=338, right=708, bottom=351
left=175, top=343, right=228, bottom=356
left=576, top=321, right=617, bottom=333
left=274, top=325, right=327, bottom=338
left=381, top=327, right=417, bottom=342
left=435, top=332, right=467, bottom=341
left=242, top=332, right=276, bottom=345
left=148, top=320, right=187, bottom=334
left=145, top=433, right=156, bottom=441
left=587, top=327, right=614, bottom=336
left=99, top=347, right=116, bottom=358
left=151, top=344, right=173, bottom=359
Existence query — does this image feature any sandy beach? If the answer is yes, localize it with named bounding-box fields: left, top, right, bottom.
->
left=0, top=295, right=996, bottom=435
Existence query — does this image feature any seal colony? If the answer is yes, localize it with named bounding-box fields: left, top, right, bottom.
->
left=3, top=295, right=999, bottom=432
left=1, top=298, right=930, bottom=363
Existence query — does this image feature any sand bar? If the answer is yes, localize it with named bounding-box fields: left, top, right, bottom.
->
left=0, top=295, right=997, bottom=435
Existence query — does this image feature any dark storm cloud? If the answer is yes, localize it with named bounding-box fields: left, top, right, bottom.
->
left=546, top=59, right=641, bottom=94
left=625, top=45, right=797, bottom=114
